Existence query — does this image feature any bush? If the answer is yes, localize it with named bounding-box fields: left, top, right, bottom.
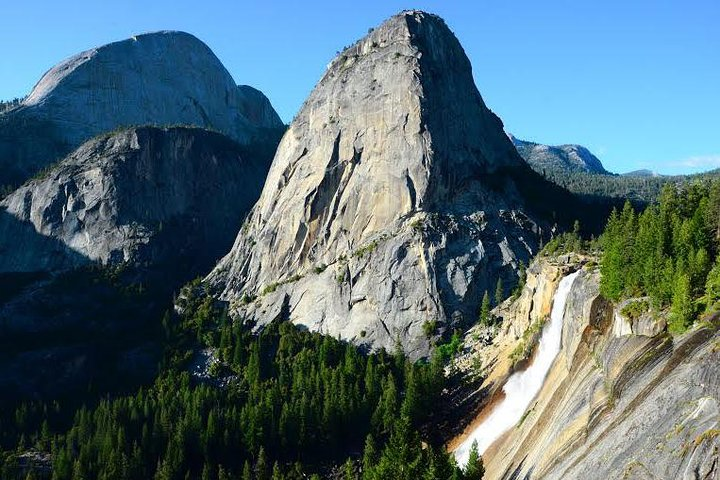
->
left=352, top=240, right=379, bottom=259
left=422, top=320, right=437, bottom=338
left=509, top=318, right=547, bottom=367
left=620, top=299, right=649, bottom=321
left=434, top=331, right=463, bottom=363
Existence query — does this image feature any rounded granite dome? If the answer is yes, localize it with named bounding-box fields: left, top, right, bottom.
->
left=0, top=30, right=282, bottom=187
left=23, top=30, right=255, bottom=145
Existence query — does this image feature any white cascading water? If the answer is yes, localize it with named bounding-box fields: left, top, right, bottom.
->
left=455, top=270, right=580, bottom=466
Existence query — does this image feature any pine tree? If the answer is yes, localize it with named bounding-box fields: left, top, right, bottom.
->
left=362, top=433, right=378, bottom=477
left=400, top=368, right=420, bottom=422
left=706, top=180, right=720, bottom=241
left=71, top=459, right=86, bottom=480
left=705, top=257, right=720, bottom=306
left=202, top=463, right=213, bottom=480
left=344, top=457, right=356, bottom=480
left=422, top=446, right=457, bottom=480
left=271, top=462, right=283, bottom=480
left=463, top=440, right=485, bottom=479
left=242, top=461, right=252, bottom=480
left=600, top=208, right=625, bottom=300
left=670, top=273, right=694, bottom=333
left=370, top=416, right=423, bottom=480
left=256, top=447, right=269, bottom=480
left=479, top=291, right=491, bottom=326
left=494, top=278, right=504, bottom=306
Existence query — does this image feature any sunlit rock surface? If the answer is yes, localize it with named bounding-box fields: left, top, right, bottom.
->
left=453, top=256, right=720, bottom=479
left=0, top=126, right=272, bottom=274
left=207, top=10, right=563, bottom=358
left=0, top=31, right=283, bottom=187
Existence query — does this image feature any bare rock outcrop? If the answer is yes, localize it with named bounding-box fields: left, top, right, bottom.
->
left=206, top=11, right=588, bottom=357
left=453, top=257, right=720, bottom=480
left=509, top=134, right=609, bottom=175
left=0, top=126, right=272, bottom=274
left=0, top=31, right=284, bottom=187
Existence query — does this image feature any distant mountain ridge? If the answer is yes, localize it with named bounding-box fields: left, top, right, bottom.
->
left=622, top=168, right=660, bottom=177
left=508, top=134, right=720, bottom=203
left=508, top=133, right=609, bottom=174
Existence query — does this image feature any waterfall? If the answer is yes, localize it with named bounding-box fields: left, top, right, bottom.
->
left=455, top=270, right=580, bottom=466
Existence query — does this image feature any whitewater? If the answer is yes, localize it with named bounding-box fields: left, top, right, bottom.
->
left=455, top=270, right=581, bottom=466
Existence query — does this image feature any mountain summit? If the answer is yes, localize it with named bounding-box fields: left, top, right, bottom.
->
left=0, top=31, right=283, bottom=187
left=208, top=11, right=560, bottom=356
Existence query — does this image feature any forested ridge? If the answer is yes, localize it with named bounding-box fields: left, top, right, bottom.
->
left=600, top=181, right=720, bottom=332
left=531, top=162, right=720, bottom=204
left=0, top=281, right=485, bottom=479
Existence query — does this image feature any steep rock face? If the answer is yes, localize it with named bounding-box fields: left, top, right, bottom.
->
left=452, top=258, right=720, bottom=479
left=509, top=134, right=609, bottom=175
left=0, top=126, right=271, bottom=274
left=208, top=11, right=558, bottom=357
left=0, top=31, right=283, bottom=187
left=237, top=85, right=284, bottom=129
left=447, top=257, right=569, bottom=441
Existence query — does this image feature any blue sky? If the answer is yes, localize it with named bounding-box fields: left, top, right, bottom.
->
left=1, top=1, right=718, bottom=175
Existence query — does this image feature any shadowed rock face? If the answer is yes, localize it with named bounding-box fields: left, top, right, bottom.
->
left=0, top=31, right=283, bottom=187
left=237, top=85, right=284, bottom=129
left=0, top=126, right=273, bottom=275
left=0, top=124, right=283, bottom=399
left=208, top=11, right=560, bottom=358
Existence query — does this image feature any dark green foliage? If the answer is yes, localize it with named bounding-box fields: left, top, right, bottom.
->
left=541, top=221, right=591, bottom=256
left=363, top=416, right=423, bottom=480
left=599, top=182, right=720, bottom=333
left=479, top=292, right=492, bottom=326
left=529, top=159, right=720, bottom=205
left=670, top=273, right=694, bottom=333
left=0, top=283, right=460, bottom=479
left=511, top=261, right=527, bottom=300
left=463, top=441, right=485, bottom=480
left=494, top=279, right=504, bottom=306
left=422, top=320, right=438, bottom=338
left=620, top=299, right=650, bottom=321
left=704, top=257, right=720, bottom=307
left=363, top=413, right=462, bottom=480
left=434, top=331, right=464, bottom=364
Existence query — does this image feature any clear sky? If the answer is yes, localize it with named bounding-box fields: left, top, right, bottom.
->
left=1, top=1, right=718, bottom=175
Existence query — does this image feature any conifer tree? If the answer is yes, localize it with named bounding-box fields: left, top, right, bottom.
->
left=670, top=273, right=694, bottom=333
left=256, top=447, right=269, bottom=480
left=479, top=291, right=491, bottom=325
left=362, top=433, right=378, bottom=478
left=464, top=440, right=485, bottom=479
left=344, top=457, right=356, bottom=480
left=495, top=278, right=504, bottom=306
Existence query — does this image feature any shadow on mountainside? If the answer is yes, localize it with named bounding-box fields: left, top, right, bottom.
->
left=0, top=209, right=91, bottom=273
left=0, top=110, right=71, bottom=189
left=0, top=264, right=168, bottom=401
